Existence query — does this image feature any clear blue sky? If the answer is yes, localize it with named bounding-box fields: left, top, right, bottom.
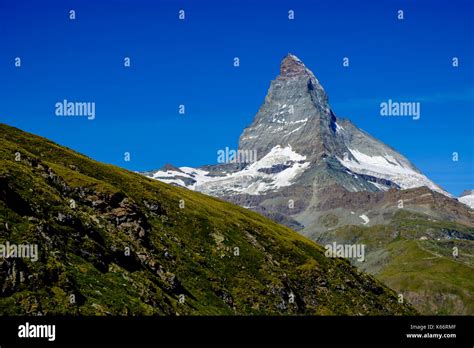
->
left=1, top=0, right=473, bottom=195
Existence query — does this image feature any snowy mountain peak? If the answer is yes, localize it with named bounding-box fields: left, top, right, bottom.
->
left=238, top=54, right=334, bottom=161
left=144, top=54, right=454, bottom=227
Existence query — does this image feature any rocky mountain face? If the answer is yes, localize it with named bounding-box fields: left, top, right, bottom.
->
left=147, top=54, right=465, bottom=229
left=0, top=123, right=415, bottom=315
left=145, top=54, right=474, bottom=314
left=238, top=54, right=345, bottom=162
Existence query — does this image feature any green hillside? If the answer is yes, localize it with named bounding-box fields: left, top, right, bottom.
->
left=0, top=123, right=415, bottom=315
left=314, top=211, right=474, bottom=315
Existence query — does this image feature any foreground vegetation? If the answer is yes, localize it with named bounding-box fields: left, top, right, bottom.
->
left=0, top=123, right=415, bottom=315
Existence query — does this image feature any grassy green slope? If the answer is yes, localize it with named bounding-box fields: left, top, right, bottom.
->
left=315, top=211, right=474, bottom=315
left=0, top=123, right=415, bottom=315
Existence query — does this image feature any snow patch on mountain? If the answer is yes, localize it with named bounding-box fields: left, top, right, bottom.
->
left=150, top=145, right=310, bottom=196
left=359, top=214, right=370, bottom=225
left=459, top=191, right=474, bottom=209
left=335, top=122, right=344, bottom=133
left=337, top=148, right=450, bottom=196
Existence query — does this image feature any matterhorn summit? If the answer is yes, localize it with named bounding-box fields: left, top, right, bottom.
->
left=145, top=54, right=467, bottom=232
